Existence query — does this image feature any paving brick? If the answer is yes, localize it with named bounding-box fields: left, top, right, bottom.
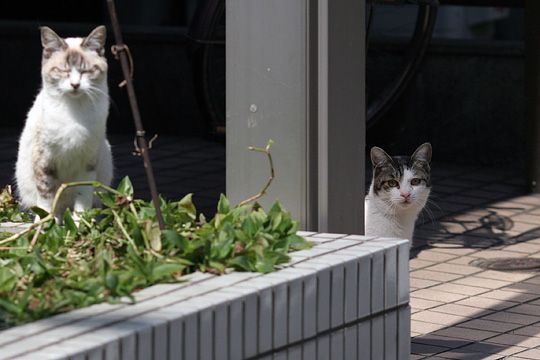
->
left=447, top=256, right=479, bottom=265
left=506, top=303, right=540, bottom=317
left=430, top=303, right=493, bottom=318
left=410, top=297, right=444, bottom=310
left=411, top=320, right=448, bottom=334
left=451, top=276, right=511, bottom=290
left=429, top=247, right=479, bottom=256
left=430, top=283, right=490, bottom=296
left=475, top=250, right=528, bottom=259
left=455, top=297, right=516, bottom=311
left=479, top=289, right=540, bottom=303
left=482, top=311, right=540, bottom=325
left=511, top=325, right=540, bottom=338
left=459, top=342, right=529, bottom=357
left=424, top=263, right=483, bottom=276
left=486, top=333, right=540, bottom=348
left=503, top=282, right=540, bottom=295
left=410, top=258, right=436, bottom=270
left=416, top=250, right=459, bottom=262
left=512, top=348, right=540, bottom=359
left=411, top=289, right=468, bottom=303
left=411, top=269, right=463, bottom=282
left=412, top=334, right=472, bottom=349
left=411, top=310, right=468, bottom=328
left=458, top=318, right=522, bottom=333
left=432, top=327, right=499, bottom=341
left=411, top=278, right=440, bottom=289
left=411, top=342, right=448, bottom=356
left=435, top=349, right=506, bottom=359
left=523, top=275, right=540, bottom=285
left=503, top=242, right=540, bottom=254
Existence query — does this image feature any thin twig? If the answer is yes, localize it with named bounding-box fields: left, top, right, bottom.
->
left=0, top=247, right=28, bottom=251
left=28, top=223, right=43, bottom=251
left=237, top=140, right=275, bottom=207
left=112, top=209, right=140, bottom=254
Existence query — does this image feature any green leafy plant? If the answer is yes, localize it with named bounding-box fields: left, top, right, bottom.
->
left=0, top=140, right=310, bottom=329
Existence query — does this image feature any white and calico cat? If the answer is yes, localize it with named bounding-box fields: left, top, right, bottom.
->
left=15, top=26, right=113, bottom=218
left=365, top=143, right=432, bottom=242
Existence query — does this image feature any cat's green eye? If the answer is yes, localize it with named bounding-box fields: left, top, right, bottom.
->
left=410, top=178, right=422, bottom=186
left=387, top=179, right=399, bottom=188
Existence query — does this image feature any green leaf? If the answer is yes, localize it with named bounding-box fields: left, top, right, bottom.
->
left=208, top=261, right=226, bottom=274
left=143, top=221, right=162, bottom=252
left=228, top=255, right=253, bottom=271
left=105, top=273, right=119, bottom=292
left=63, top=210, right=78, bottom=234
left=96, top=192, right=115, bottom=208
left=116, top=177, right=134, bottom=197
left=254, top=257, right=274, bottom=273
left=0, top=267, right=17, bottom=293
left=151, top=263, right=184, bottom=279
left=217, top=194, right=230, bottom=214
left=242, top=216, right=258, bottom=239
left=0, top=298, right=22, bottom=315
left=178, top=194, right=196, bottom=218
left=287, top=234, right=311, bottom=250
left=30, top=206, right=49, bottom=219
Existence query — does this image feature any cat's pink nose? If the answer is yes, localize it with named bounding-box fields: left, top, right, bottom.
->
left=71, top=83, right=80, bottom=89
left=400, top=192, right=411, bottom=200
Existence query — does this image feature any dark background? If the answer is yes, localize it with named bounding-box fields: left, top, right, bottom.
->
left=0, top=1, right=528, bottom=211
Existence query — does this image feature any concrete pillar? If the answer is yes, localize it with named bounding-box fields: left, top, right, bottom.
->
left=226, top=0, right=365, bottom=233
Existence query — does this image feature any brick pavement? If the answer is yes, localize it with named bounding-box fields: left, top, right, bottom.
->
left=411, top=164, right=540, bottom=359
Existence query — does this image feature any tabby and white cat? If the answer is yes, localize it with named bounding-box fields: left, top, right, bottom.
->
left=365, top=143, right=432, bottom=242
left=15, top=26, right=113, bottom=218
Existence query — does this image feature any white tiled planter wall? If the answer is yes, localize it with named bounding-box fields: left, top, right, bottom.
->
left=0, top=232, right=410, bottom=360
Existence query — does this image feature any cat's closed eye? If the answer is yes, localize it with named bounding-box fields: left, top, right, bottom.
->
left=51, top=66, right=69, bottom=73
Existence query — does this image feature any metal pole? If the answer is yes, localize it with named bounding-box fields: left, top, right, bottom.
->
left=106, top=0, right=166, bottom=229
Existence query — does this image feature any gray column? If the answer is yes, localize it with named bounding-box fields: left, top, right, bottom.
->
left=227, top=0, right=365, bottom=233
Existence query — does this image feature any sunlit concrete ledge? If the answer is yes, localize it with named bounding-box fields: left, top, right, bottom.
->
left=0, top=232, right=410, bottom=360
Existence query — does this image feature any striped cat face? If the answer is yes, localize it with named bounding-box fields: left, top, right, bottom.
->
left=370, top=143, right=432, bottom=210
left=40, top=26, right=107, bottom=97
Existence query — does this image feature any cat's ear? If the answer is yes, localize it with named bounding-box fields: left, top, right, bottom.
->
left=411, top=143, right=432, bottom=164
left=370, top=146, right=392, bottom=167
left=82, top=25, right=106, bottom=56
left=40, top=26, right=67, bottom=58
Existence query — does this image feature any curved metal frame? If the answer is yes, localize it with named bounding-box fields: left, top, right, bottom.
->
left=367, top=0, right=439, bottom=127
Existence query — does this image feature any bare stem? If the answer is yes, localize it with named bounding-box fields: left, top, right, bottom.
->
left=28, top=223, right=43, bottom=252
left=237, top=142, right=276, bottom=207
left=112, top=209, right=140, bottom=254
